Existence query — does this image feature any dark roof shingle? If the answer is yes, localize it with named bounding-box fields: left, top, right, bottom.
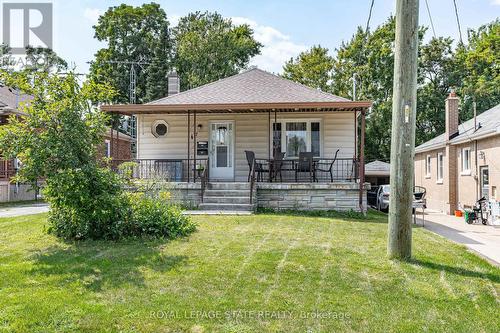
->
left=148, top=67, right=350, bottom=105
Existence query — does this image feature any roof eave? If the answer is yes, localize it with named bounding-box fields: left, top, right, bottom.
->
left=101, top=101, right=372, bottom=115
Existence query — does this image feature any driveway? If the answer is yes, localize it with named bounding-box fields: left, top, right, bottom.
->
left=418, top=210, right=500, bottom=266
left=0, top=203, right=49, bottom=218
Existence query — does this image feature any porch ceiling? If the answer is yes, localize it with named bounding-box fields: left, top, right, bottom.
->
left=101, top=101, right=372, bottom=116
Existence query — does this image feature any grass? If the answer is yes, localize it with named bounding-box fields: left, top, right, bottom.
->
left=0, top=211, right=499, bottom=332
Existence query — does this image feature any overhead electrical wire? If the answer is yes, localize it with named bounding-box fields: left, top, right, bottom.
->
left=452, top=0, right=464, bottom=44
left=365, top=0, right=375, bottom=34
left=424, top=0, right=437, bottom=38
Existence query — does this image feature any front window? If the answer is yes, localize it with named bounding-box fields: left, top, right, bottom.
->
left=425, top=155, right=431, bottom=177
left=104, top=140, right=111, bottom=158
left=286, top=122, right=307, bottom=157
left=461, top=148, right=471, bottom=173
left=273, top=120, right=321, bottom=158
left=437, top=153, right=444, bottom=182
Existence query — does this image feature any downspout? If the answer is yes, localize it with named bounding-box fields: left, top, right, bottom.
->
left=359, top=109, right=366, bottom=213
left=473, top=102, right=478, bottom=201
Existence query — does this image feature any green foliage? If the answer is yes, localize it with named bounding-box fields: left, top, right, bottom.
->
left=89, top=3, right=172, bottom=103
left=0, top=70, right=194, bottom=241
left=24, top=46, right=68, bottom=73
left=455, top=20, right=500, bottom=121
left=173, top=11, right=262, bottom=90
left=282, top=45, right=334, bottom=91
left=45, top=166, right=130, bottom=240
left=127, top=193, right=196, bottom=239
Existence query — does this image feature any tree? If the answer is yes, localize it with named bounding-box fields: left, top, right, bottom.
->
left=89, top=3, right=172, bottom=103
left=173, top=11, right=262, bottom=90
left=455, top=20, right=500, bottom=121
left=23, top=46, right=68, bottom=73
left=331, top=18, right=400, bottom=161
left=416, top=37, right=458, bottom=144
left=282, top=45, right=334, bottom=91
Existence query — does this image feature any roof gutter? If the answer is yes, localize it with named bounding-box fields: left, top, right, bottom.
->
left=101, top=101, right=373, bottom=115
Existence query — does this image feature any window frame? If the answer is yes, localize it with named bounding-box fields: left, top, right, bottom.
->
left=104, top=139, right=111, bottom=158
left=151, top=120, right=169, bottom=138
left=436, top=152, right=444, bottom=183
left=425, top=154, right=431, bottom=178
left=271, top=119, right=323, bottom=158
left=461, top=147, right=471, bottom=175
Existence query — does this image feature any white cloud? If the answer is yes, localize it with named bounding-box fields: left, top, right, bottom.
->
left=84, top=8, right=104, bottom=24
left=232, top=17, right=307, bottom=73
left=491, top=0, right=500, bottom=5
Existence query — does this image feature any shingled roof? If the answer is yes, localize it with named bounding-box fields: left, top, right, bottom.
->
left=149, top=67, right=349, bottom=105
left=0, top=85, right=32, bottom=115
left=102, top=67, right=371, bottom=115
left=415, top=103, right=500, bottom=153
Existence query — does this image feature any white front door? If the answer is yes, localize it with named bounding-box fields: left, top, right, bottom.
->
left=209, top=121, right=234, bottom=180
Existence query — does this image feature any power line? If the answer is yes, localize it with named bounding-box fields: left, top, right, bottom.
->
left=424, top=0, right=437, bottom=38
left=365, top=0, right=375, bottom=34
left=452, top=0, right=464, bottom=44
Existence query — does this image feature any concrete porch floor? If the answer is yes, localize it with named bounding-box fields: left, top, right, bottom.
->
left=417, top=210, right=500, bottom=266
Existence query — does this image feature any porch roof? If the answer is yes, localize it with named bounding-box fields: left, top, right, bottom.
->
left=101, top=67, right=371, bottom=115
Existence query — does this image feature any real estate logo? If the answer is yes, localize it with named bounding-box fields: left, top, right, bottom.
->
left=2, top=2, right=53, bottom=54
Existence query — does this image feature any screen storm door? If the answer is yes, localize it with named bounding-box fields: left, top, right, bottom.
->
left=480, top=166, right=489, bottom=199
left=209, top=121, right=234, bottom=180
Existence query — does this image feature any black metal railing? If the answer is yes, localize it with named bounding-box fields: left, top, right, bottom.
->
left=111, top=158, right=209, bottom=183
left=253, top=158, right=358, bottom=183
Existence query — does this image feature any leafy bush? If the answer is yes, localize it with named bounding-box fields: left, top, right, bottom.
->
left=126, top=193, right=196, bottom=239
left=45, top=166, right=196, bottom=240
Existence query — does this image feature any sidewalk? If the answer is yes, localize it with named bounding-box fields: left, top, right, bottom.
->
left=0, top=203, right=49, bottom=218
left=418, top=210, right=500, bottom=266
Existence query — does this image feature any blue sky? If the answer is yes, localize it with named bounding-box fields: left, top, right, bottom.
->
left=4, top=0, right=500, bottom=73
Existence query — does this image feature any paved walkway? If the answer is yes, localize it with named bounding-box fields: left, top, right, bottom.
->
left=183, top=210, right=253, bottom=215
left=417, top=210, right=500, bottom=266
left=0, top=203, right=49, bottom=218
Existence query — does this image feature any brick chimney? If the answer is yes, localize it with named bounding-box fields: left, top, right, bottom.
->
left=445, top=89, right=460, bottom=214
left=167, top=69, right=180, bottom=96
left=445, top=89, right=459, bottom=140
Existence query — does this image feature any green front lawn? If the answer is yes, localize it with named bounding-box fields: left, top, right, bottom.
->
left=1, top=212, right=499, bottom=332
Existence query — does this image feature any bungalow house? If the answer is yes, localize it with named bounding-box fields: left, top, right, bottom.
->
left=415, top=91, right=500, bottom=214
left=103, top=67, right=372, bottom=212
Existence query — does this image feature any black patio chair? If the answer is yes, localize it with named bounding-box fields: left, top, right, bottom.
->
left=271, top=151, right=285, bottom=182
left=314, top=149, right=340, bottom=182
left=245, top=150, right=268, bottom=182
left=295, top=152, right=315, bottom=182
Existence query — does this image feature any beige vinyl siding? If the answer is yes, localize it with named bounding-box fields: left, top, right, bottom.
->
left=137, top=112, right=355, bottom=181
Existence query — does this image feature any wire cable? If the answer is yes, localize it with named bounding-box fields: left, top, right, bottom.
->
left=365, top=0, right=375, bottom=34
left=425, top=0, right=437, bottom=38
left=452, top=0, right=464, bottom=44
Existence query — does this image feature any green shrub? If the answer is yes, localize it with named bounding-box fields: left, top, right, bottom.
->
left=126, top=193, right=196, bottom=239
left=44, top=166, right=130, bottom=240
left=45, top=166, right=196, bottom=241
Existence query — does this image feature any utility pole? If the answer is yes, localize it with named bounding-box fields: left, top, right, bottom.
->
left=387, top=0, right=419, bottom=260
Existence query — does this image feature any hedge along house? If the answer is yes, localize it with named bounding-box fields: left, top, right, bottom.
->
left=102, top=68, right=372, bottom=212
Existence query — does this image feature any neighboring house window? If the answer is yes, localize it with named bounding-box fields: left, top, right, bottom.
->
left=437, top=152, right=444, bottom=182
left=272, top=120, right=321, bottom=157
left=104, top=140, right=111, bottom=158
left=425, top=155, right=431, bottom=177
left=461, top=148, right=471, bottom=174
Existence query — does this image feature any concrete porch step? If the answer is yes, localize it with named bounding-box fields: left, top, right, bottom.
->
left=207, top=182, right=250, bottom=190
left=203, top=196, right=251, bottom=204
left=204, top=189, right=251, bottom=197
left=198, top=203, right=254, bottom=211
